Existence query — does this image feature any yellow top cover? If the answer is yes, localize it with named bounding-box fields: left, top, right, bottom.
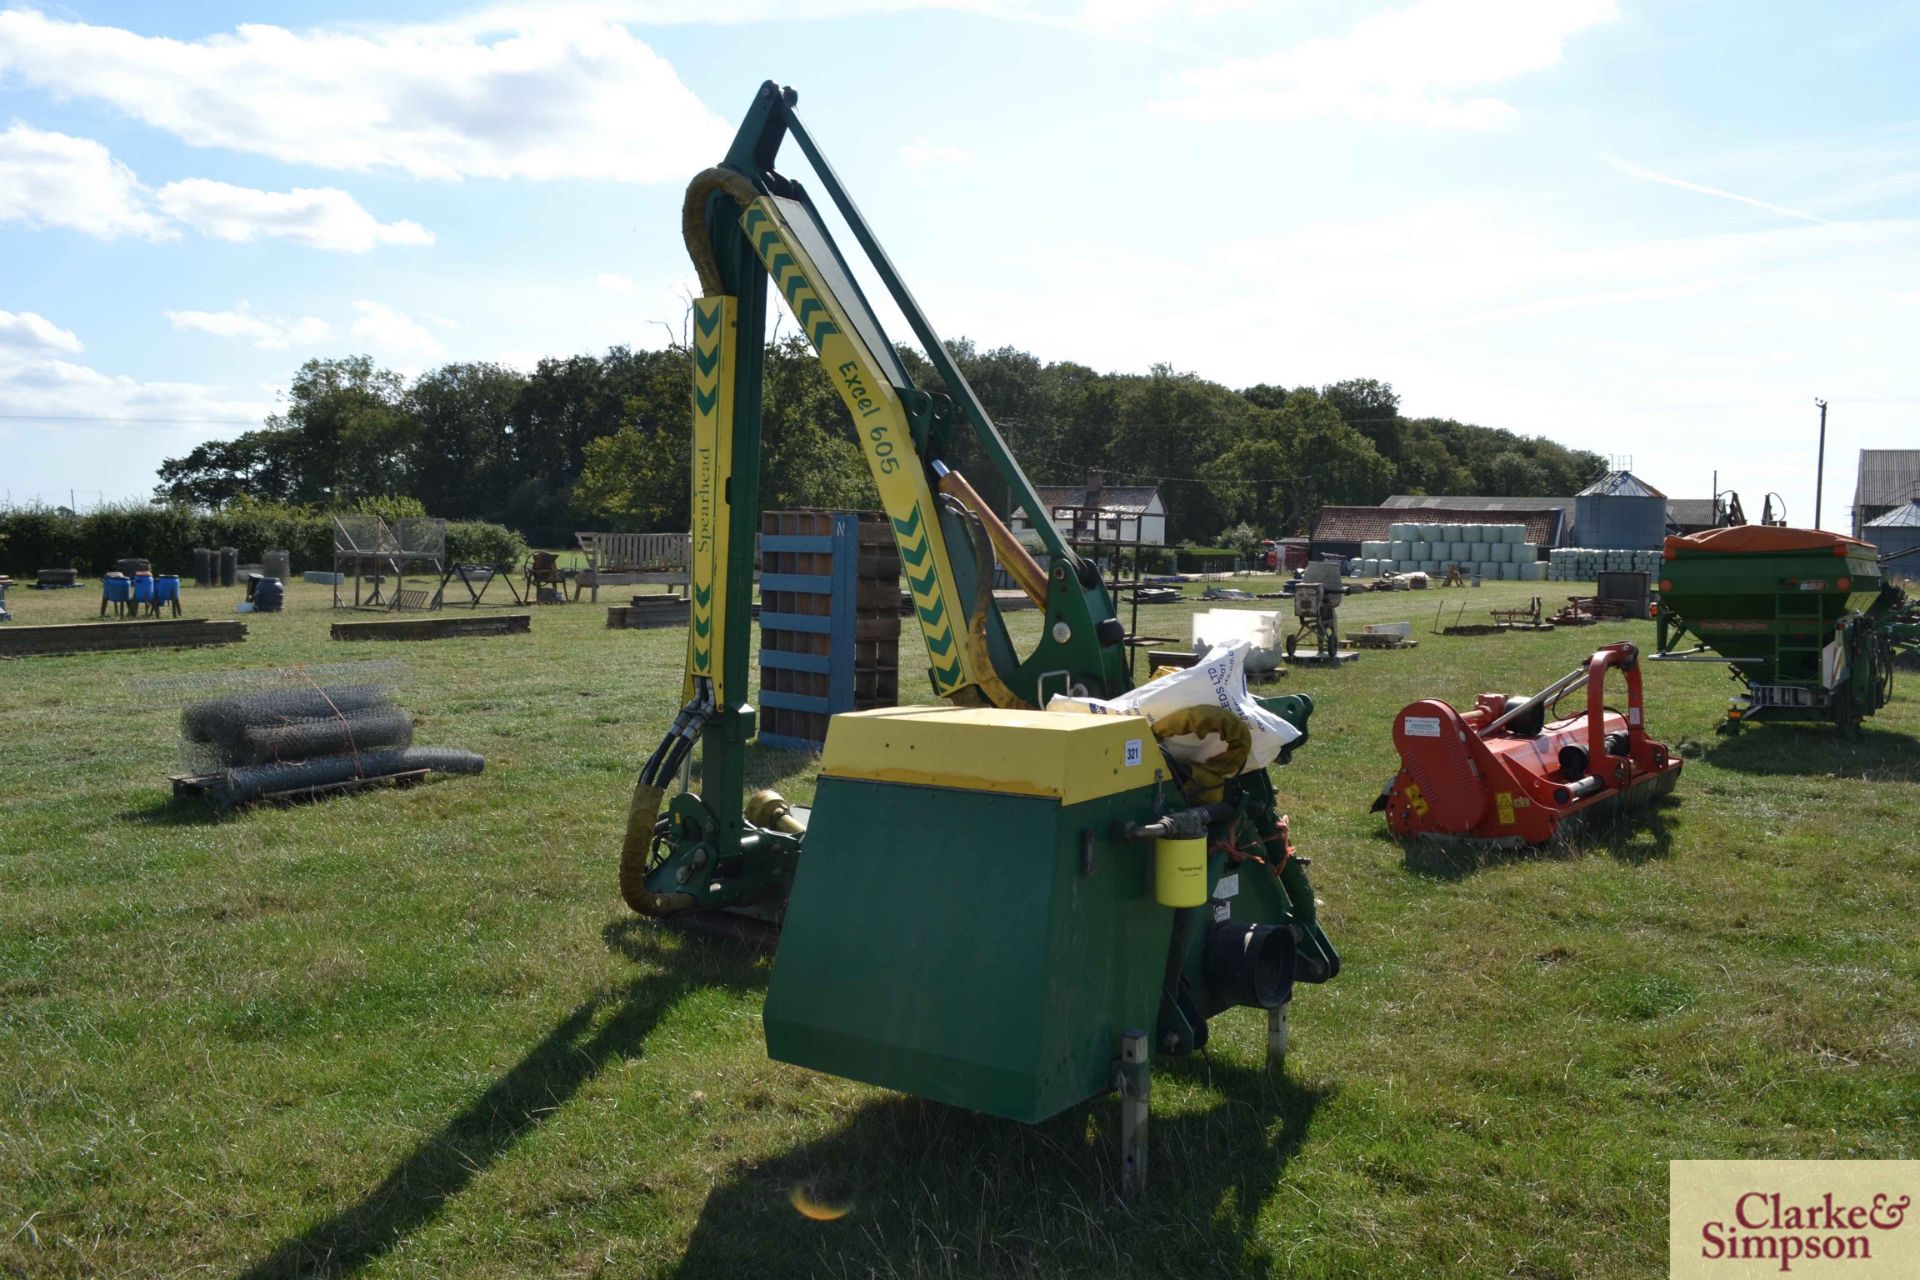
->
left=819, top=706, right=1157, bottom=805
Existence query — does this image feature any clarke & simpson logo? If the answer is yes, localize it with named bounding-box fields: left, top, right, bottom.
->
left=1672, top=1162, right=1920, bottom=1278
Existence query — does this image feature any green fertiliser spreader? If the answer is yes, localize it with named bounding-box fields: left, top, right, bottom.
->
left=1653, top=526, right=1902, bottom=736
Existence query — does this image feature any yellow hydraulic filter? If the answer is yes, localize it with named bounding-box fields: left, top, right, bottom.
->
left=1155, top=837, right=1207, bottom=907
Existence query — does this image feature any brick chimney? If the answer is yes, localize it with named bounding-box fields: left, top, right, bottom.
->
left=1085, top=468, right=1105, bottom=504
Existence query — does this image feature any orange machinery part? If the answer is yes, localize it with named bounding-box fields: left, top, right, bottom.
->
left=935, top=468, right=1050, bottom=608
left=1380, top=642, right=1682, bottom=846
left=1663, top=526, right=1874, bottom=557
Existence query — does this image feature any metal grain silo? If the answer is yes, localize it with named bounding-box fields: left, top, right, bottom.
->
left=1574, top=471, right=1668, bottom=550
left=1866, top=500, right=1920, bottom=582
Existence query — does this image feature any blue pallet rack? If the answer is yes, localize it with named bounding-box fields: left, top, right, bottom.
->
left=758, top=510, right=898, bottom=751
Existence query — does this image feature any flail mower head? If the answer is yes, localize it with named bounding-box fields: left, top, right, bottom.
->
left=1373, top=641, right=1682, bottom=847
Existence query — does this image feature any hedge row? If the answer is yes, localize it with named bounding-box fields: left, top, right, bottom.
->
left=0, top=504, right=527, bottom=577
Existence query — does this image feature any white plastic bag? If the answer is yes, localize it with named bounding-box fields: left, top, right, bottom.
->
left=1047, top=640, right=1300, bottom=774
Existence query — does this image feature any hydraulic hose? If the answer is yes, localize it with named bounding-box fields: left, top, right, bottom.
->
left=620, top=685, right=714, bottom=916
left=683, top=168, right=765, bottom=296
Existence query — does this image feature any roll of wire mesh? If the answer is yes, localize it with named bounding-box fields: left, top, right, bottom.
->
left=210, top=748, right=483, bottom=809
left=237, top=705, right=414, bottom=765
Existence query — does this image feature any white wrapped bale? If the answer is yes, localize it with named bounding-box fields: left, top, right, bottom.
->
left=1469, top=541, right=1490, bottom=561
left=1413, top=540, right=1433, bottom=560
left=1490, top=542, right=1512, bottom=563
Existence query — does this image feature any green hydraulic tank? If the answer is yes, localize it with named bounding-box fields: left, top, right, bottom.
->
left=762, top=706, right=1170, bottom=1123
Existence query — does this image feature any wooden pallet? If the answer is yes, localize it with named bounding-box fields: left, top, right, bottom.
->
left=171, top=768, right=431, bottom=808
left=331, top=614, right=531, bottom=642
left=1346, top=633, right=1418, bottom=650
left=0, top=618, right=246, bottom=658
left=606, top=595, right=691, bottom=629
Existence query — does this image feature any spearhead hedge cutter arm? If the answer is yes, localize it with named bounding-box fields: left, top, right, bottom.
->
left=621, top=82, right=1133, bottom=917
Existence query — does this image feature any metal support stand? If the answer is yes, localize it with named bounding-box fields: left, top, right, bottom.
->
left=1117, top=1029, right=1149, bottom=1198
left=1267, top=1002, right=1289, bottom=1069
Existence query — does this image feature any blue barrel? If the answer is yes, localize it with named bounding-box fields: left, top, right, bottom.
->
left=102, top=575, right=131, bottom=604
left=132, top=572, right=155, bottom=604
left=253, top=576, right=285, bottom=612
left=155, top=575, right=180, bottom=607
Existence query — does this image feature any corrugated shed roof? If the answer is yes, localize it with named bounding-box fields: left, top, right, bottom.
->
left=1666, top=498, right=1721, bottom=528
left=1382, top=494, right=1574, bottom=513
left=1867, top=499, right=1920, bottom=528
left=1855, top=450, right=1920, bottom=508
left=1311, top=505, right=1563, bottom=546
left=1020, top=485, right=1162, bottom=517
left=1576, top=471, right=1666, bottom=499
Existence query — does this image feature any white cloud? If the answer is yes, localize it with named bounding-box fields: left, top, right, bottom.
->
left=0, top=120, right=174, bottom=240
left=0, top=309, right=83, bottom=354
left=155, top=180, right=434, bottom=252
left=165, top=302, right=332, bottom=351
left=0, top=8, right=732, bottom=182
left=596, top=272, right=639, bottom=294
left=0, top=350, right=269, bottom=429
left=899, top=135, right=975, bottom=173
left=0, top=122, right=431, bottom=252
left=349, top=301, right=445, bottom=360
left=1153, top=0, right=1619, bottom=128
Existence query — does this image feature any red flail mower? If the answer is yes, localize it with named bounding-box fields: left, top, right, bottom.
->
left=1373, top=642, right=1683, bottom=847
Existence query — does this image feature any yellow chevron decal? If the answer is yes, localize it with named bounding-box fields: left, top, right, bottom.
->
left=742, top=197, right=971, bottom=697
left=684, top=294, right=735, bottom=703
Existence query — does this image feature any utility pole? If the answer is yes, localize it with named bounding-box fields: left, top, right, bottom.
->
left=1813, top=398, right=1828, bottom=530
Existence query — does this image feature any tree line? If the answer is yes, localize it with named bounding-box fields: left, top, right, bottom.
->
left=156, top=342, right=1604, bottom=548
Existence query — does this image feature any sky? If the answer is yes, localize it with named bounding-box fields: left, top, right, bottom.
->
left=0, top=0, right=1915, bottom=528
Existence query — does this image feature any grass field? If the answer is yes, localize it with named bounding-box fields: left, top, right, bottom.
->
left=2, top=574, right=1916, bottom=1279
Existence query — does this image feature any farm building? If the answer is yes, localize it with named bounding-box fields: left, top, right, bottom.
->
left=1864, top=500, right=1920, bottom=579
left=1853, top=449, right=1920, bottom=538
left=1310, top=503, right=1565, bottom=563
left=1380, top=494, right=1575, bottom=545
left=1665, top=497, right=1729, bottom=535
left=1572, top=470, right=1669, bottom=550
left=1009, top=468, right=1167, bottom=546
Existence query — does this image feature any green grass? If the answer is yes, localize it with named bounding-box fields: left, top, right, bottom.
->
left=1, top=575, right=1916, bottom=1278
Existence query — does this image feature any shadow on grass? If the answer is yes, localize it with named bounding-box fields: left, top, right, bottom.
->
left=237, top=918, right=765, bottom=1280
left=118, top=796, right=233, bottom=827
left=1394, top=797, right=1680, bottom=880
left=669, top=1056, right=1330, bottom=1280
left=1701, top=722, right=1920, bottom=780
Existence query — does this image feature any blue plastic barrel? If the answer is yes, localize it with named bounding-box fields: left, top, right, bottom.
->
left=253, top=576, right=285, bottom=612
left=132, top=572, right=155, bottom=604
left=102, top=575, right=131, bottom=603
